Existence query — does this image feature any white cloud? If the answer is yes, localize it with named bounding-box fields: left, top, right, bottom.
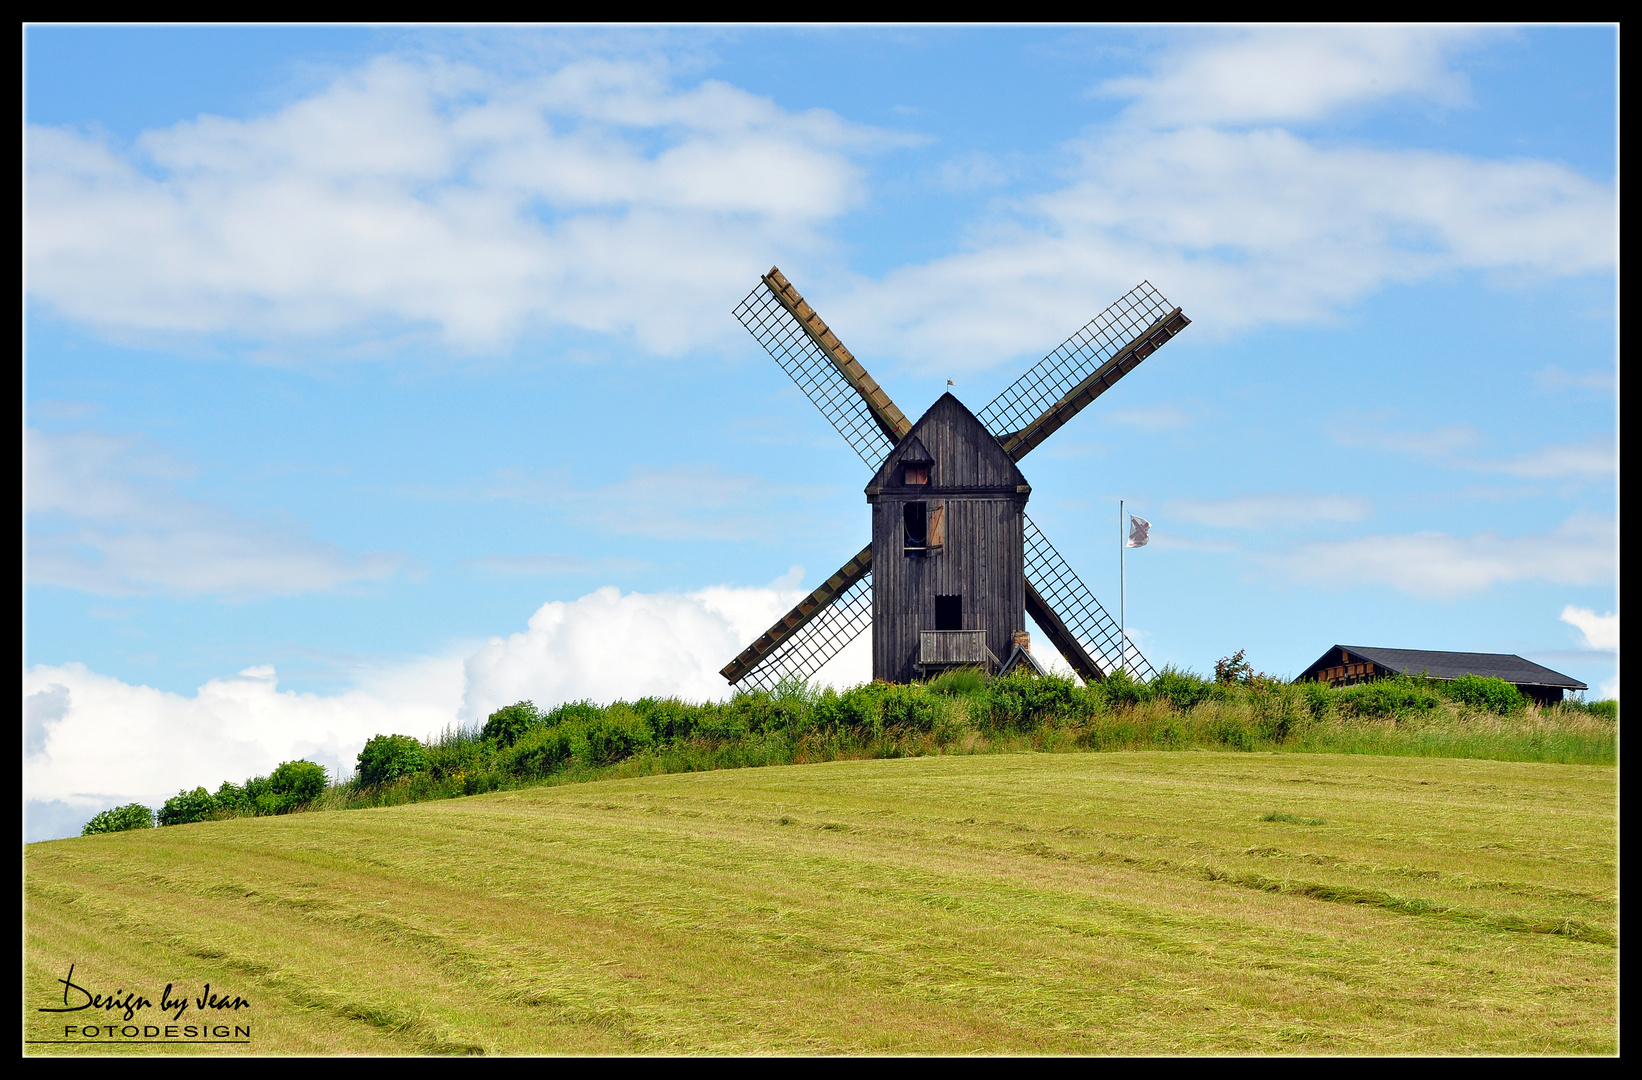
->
left=28, top=44, right=1613, bottom=376
left=1534, top=365, right=1617, bottom=393
left=26, top=429, right=401, bottom=598
left=27, top=56, right=892, bottom=354
left=24, top=573, right=874, bottom=838
left=1098, top=27, right=1482, bottom=127
left=1169, top=492, right=1371, bottom=530
left=1334, top=421, right=1615, bottom=481
left=23, top=655, right=463, bottom=817
left=423, top=462, right=836, bottom=542
left=1272, top=511, right=1616, bottom=598
left=1560, top=605, right=1618, bottom=651
left=836, top=125, right=1613, bottom=372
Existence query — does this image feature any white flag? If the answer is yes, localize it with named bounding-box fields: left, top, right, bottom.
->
left=1127, top=515, right=1151, bottom=548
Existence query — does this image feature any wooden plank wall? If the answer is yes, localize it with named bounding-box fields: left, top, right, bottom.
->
left=871, top=395, right=1027, bottom=683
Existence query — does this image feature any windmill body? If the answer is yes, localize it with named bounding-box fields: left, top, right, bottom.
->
left=867, top=394, right=1028, bottom=683
left=720, top=267, right=1190, bottom=691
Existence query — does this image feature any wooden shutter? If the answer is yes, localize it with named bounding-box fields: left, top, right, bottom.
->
left=928, top=501, right=946, bottom=551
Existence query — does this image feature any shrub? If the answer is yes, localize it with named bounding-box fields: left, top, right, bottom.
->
left=214, top=781, right=250, bottom=816
left=985, top=671, right=1080, bottom=730
left=481, top=701, right=541, bottom=748
left=543, top=700, right=602, bottom=728
left=357, top=734, right=430, bottom=787
left=1445, top=675, right=1525, bottom=715
left=1334, top=676, right=1442, bottom=719
left=1151, top=666, right=1211, bottom=711
left=1215, top=649, right=1254, bottom=685
left=1091, top=668, right=1149, bottom=711
left=583, top=705, right=654, bottom=764
left=1582, top=699, right=1619, bottom=720
left=82, top=803, right=154, bottom=835
left=240, top=759, right=330, bottom=814
left=159, top=786, right=218, bottom=826
left=504, top=724, right=582, bottom=777
left=928, top=667, right=988, bottom=696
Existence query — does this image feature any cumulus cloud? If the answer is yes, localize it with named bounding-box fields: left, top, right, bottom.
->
left=24, top=655, right=463, bottom=825
left=1098, top=27, right=1482, bottom=127
left=1271, top=511, right=1616, bottom=598
left=26, top=428, right=401, bottom=598
left=27, top=55, right=892, bottom=354
left=27, top=41, right=1614, bottom=375
left=1169, top=491, right=1372, bottom=530
left=24, top=573, right=873, bottom=840
left=1560, top=605, right=1618, bottom=651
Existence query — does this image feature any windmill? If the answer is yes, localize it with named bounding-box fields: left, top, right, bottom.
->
left=720, top=268, right=1189, bottom=690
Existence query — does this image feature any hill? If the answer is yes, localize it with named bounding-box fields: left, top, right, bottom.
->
left=25, top=752, right=1616, bottom=1054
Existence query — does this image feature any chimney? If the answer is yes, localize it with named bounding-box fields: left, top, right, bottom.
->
left=1014, top=630, right=1031, bottom=653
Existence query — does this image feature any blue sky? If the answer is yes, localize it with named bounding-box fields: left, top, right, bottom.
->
left=25, top=26, right=1617, bottom=840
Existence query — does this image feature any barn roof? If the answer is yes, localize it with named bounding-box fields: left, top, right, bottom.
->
left=1299, top=645, right=1587, bottom=689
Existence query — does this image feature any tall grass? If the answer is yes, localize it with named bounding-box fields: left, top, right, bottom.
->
left=159, top=671, right=1615, bottom=823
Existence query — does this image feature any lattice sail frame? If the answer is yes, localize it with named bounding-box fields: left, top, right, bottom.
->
left=979, top=282, right=1176, bottom=439
left=1024, top=518, right=1156, bottom=682
left=733, top=282, right=896, bottom=468
left=733, top=573, right=874, bottom=692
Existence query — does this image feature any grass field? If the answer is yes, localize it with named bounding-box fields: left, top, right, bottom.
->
left=25, top=751, right=1617, bottom=1055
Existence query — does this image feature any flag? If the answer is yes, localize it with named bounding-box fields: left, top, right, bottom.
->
left=947, top=379, right=955, bottom=386
left=1127, top=515, right=1151, bottom=548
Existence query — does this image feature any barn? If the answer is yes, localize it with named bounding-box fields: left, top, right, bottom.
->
left=1297, top=645, right=1588, bottom=706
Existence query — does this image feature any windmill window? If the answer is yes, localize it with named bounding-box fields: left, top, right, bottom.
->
left=935, top=595, right=962, bottom=631
left=903, top=463, right=929, bottom=485
left=903, top=501, right=928, bottom=555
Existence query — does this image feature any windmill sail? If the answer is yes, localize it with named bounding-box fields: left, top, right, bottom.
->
left=978, top=282, right=1189, bottom=461
left=721, top=546, right=873, bottom=688
left=725, top=571, right=874, bottom=692
left=734, top=268, right=911, bottom=468
left=1023, top=514, right=1156, bottom=682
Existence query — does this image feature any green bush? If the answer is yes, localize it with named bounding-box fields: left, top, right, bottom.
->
left=1151, top=666, right=1212, bottom=711
left=481, top=701, right=541, bottom=748
left=1445, top=675, right=1525, bottom=714
left=82, top=803, right=154, bottom=835
left=357, top=734, right=431, bottom=787
left=928, top=667, right=988, bottom=696
left=1090, top=669, right=1149, bottom=712
left=583, top=706, right=654, bottom=764
left=543, top=700, right=602, bottom=728
left=505, top=724, right=582, bottom=777
left=1582, top=699, right=1619, bottom=720
left=1334, top=676, right=1442, bottom=719
left=238, top=759, right=329, bottom=814
left=158, top=786, right=217, bottom=826
left=985, top=671, right=1080, bottom=730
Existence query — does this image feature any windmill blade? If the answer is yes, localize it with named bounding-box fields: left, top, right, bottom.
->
left=978, top=282, right=1190, bottom=461
left=734, top=268, right=912, bottom=468
left=721, top=545, right=873, bottom=689
left=1023, top=514, right=1156, bottom=683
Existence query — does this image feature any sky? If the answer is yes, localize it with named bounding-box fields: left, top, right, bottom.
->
left=24, top=25, right=1618, bottom=841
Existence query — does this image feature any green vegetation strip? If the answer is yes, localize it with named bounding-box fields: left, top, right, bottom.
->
left=26, top=752, right=1617, bottom=1055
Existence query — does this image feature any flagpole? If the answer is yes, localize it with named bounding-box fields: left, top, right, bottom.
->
left=1120, top=499, right=1125, bottom=677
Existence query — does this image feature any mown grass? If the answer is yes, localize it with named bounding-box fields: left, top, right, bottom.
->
left=25, top=752, right=1616, bottom=1055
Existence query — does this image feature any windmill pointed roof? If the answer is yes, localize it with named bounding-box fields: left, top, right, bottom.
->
left=867, top=392, right=1027, bottom=491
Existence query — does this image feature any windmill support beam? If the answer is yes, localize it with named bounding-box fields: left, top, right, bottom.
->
left=720, top=545, right=874, bottom=685
left=1001, top=308, right=1190, bottom=462
left=1024, top=580, right=1107, bottom=684
left=762, top=268, right=913, bottom=444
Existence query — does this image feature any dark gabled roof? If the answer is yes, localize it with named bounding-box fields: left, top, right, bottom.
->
left=1299, top=645, right=1587, bottom=690
left=867, top=392, right=1026, bottom=492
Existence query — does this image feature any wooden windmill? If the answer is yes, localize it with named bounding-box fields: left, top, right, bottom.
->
left=721, top=269, right=1190, bottom=689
